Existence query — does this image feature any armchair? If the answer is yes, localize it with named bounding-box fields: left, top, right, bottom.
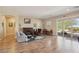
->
left=16, top=31, right=30, bottom=42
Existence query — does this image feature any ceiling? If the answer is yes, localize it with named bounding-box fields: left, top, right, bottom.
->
left=0, top=6, right=79, bottom=19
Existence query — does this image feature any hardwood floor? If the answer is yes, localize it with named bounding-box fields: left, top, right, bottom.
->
left=0, top=35, right=57, bottom=53
left=54, top=36, right=79, bottom=53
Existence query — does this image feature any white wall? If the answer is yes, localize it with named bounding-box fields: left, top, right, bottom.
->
left=15, top=16, right=19, bottom=32
left=0, top=16, right=4, bottom=39
left=18, top=16, right=43, bottom=29
left=43, top=19, right=57, bottom=35
left=51, top=19, right=57, bottom=35
left=43, top=20, right=53, bottom=30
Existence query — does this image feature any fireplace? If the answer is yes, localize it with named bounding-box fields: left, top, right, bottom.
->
left=23, top=28, right=34, bottom=35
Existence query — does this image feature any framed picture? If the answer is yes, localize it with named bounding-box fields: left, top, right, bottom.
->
left=9, top=22, right=13, bottom=27
left=24, top=18, right=31, bottom=24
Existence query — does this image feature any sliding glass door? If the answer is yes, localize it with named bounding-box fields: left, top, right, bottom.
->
left=57, top=18, right=79, bottom=51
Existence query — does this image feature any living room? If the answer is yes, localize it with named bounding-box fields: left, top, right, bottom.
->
left=0, top=6, right=79, bottom=53
left=0, top=14, right=57, bottom=53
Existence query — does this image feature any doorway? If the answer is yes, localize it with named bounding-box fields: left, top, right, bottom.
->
left=4, top=16, right=16, bottom=37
